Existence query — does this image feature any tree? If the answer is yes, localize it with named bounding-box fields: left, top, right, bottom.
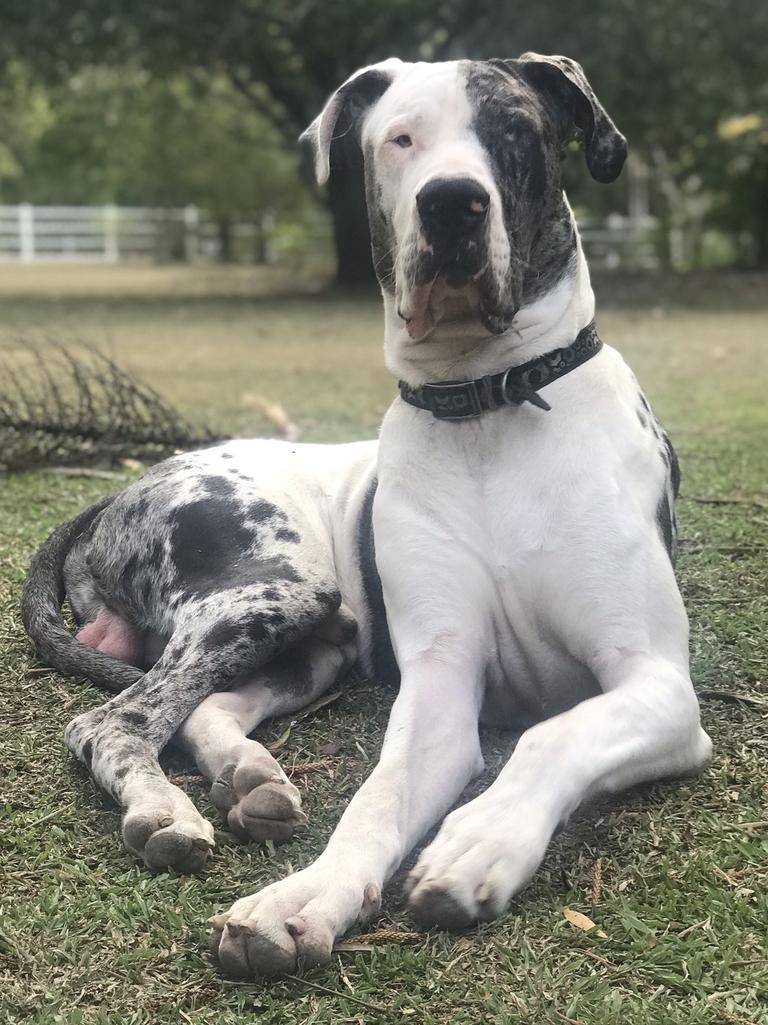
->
left=0, top=61, right=53, bottom=193
left=1, top=0, right=486, bottom=284
left=1, top=67, right=315, bottom=263
left=2, top=0, right=767, bottom=271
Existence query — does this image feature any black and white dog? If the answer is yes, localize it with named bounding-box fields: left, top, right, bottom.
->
left=22, top=54, right=712, bottom=979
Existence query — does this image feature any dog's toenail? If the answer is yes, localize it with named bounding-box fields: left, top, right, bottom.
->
left=286, top=916, right=307, bottom=937
left=476, top=882, right=491, bottom=904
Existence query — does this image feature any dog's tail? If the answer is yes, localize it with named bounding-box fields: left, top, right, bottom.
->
left=21, top=497, right=144, bottom=693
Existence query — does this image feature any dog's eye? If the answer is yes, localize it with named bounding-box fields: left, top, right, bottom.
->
left=392, top=134, right=413, bottom=148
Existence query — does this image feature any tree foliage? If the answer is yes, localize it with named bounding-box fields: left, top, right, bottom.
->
left=1, top=0, right=766, bottom=268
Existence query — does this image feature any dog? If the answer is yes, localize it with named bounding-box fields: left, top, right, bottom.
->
left=22, top=53, right=712, bottom=979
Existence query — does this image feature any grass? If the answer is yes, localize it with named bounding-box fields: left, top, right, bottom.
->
left=1, top=264, right=767, bottom=1025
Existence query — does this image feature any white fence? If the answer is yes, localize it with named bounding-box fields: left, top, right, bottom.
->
left=0, top=203, right=661, bottom=269
left=0, top=204, right=283, bottom=264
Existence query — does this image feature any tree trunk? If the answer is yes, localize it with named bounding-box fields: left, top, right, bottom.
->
left=327, top=127, right=376, bottom=290
left=754, top=169, right=768, bottom=267
left=253, top=218, right=268, bottom=264
left=217, top=217, right=233, bottom=263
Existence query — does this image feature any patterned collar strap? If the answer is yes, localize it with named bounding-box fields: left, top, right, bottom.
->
left=398, top=321, right=602, bottom=420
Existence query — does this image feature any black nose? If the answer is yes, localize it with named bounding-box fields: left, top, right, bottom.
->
left=416, top=177, right=490, bottom=238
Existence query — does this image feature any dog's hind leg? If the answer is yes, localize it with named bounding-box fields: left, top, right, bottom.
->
left=176, top=606, right=358, bottom=844
left=64, top=578, right=341, bottom=872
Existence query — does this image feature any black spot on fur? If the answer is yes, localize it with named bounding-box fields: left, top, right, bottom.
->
left=148, top=541, right=165, bottom=571
left=170, top=495, right=256, bottom=592
left=661, top=431, right=681, bottom=497
left=242, top=615, right=270, bottom=642
left=656, top=494, right=675, bottom=560
left=122, top=553, right=140, bottom=583
left=637, top=410, right=647, bottom=428
left=464, top=61, right=577, bottom=311
left=121, top=711, right=148, bottom=728
left=204, top=619, right=243, bottom=649
left=357, top=479, right=399, bottom=688
left=81, top=739, right=93, bottom=768
left=314, top=588, right=340, bottom=611
left=201, top=475, right=237, bottom=499
left=275, top=527, right=301, bottom=543
left=249, top=500, right=281, bottom=523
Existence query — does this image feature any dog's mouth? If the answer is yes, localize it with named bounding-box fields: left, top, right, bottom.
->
left=397, top=272, right=482, bottom=341
left=397, top=265, right=515, bottom=342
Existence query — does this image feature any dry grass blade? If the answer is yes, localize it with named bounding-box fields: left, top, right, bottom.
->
left=592, top=857, right=603, bottom=905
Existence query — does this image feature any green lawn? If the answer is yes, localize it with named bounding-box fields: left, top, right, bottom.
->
left=1, top=266, right=766, bottom=1024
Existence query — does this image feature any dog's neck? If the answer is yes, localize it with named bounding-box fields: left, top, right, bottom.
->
left=382, top=236, right=595, bottom=388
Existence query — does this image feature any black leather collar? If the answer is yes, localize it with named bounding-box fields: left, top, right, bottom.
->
left=398, top=321, right=602, bottom=420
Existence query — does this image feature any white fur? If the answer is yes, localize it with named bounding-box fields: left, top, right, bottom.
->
left=211, top=61, right=711, bottom=977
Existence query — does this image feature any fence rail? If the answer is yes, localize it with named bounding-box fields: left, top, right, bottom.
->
left=0, top=203, right=661, bottom=270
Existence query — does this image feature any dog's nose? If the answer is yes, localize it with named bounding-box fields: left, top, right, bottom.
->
left=416, top=177, right=490, bottom=237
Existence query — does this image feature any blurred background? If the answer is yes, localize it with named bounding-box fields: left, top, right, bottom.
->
left=2, top=0, right=767, bottom=275
left=0, top=0, right=766, bottom=454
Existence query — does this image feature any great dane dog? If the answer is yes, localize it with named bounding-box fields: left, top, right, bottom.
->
left=22, top=54, right=712, bottom=978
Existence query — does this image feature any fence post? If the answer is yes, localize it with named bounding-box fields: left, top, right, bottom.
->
left=183, top=205, right=199, bottom=263
left=104, top=204, right=119, bottom=262
left=19, top=203, right=35, bottom=262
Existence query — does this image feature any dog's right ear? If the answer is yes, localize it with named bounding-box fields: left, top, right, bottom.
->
left=301, top=59, right=403, bottom=185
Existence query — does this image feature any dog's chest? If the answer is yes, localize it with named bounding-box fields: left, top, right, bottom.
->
left=472, top=462, right=604, bottom=720
left=376, top=363, right=657, bottom=717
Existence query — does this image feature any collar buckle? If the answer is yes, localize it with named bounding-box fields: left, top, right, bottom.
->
left=500, top=367, right=553, bottom=412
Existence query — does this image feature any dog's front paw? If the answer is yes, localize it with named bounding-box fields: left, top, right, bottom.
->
left=406, top=805, right=548, bottom=928
left=208, top=864, right=381, bottom=978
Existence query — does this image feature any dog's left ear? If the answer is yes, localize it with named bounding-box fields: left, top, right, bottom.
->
left=301, top=58, right=404, bottom=185
left=512, top=53, right=627, bottom=183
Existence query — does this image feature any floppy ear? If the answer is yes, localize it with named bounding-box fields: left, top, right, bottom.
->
left=300, top=58, right=404, bottom=185
left=513, top=53, right=627, bottom=183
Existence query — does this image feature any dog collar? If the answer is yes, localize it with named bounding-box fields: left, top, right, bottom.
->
left=398, top=321, right=602, bottom=420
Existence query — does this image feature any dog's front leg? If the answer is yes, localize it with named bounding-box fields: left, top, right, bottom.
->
left=407, top=653, right=713, bottom=927
left=211, top=651, right=485, bottom=978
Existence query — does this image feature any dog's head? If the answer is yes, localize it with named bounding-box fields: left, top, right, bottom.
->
left=303, top=55, right=625, bottom=343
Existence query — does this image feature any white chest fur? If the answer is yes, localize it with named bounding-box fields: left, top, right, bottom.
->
left=373, top=339, right=686, bottom=720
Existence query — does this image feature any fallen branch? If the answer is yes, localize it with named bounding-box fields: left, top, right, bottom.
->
left=698, top=689, right=768, bottom=708
left=0, top=340, right=222, bottom=470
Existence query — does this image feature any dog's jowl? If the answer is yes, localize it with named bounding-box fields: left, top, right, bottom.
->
left=23, top=54, right=711, bottom=978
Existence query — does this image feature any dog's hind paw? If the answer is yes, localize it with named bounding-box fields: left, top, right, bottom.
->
left=209, top=748, right=307, bottom=844
left=122, top=796, right=215, bottom=874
